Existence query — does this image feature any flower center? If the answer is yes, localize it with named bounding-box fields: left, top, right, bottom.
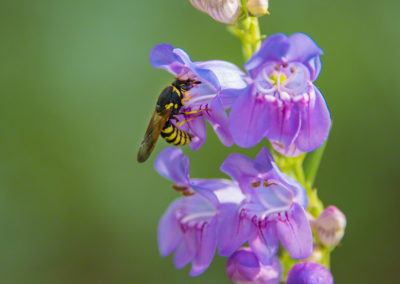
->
left=255, top=63, right=310, bottom=101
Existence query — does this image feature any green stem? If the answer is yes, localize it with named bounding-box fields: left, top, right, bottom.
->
left=229, top=16, right=262, bottom=61
left=304, top=142, right=327, bottom=188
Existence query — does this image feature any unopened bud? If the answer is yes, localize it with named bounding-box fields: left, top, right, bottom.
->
left=246, top=0, right=269, bottom=17
left=316, top=206, right=346, bottom=247
left=226, top=247, right=282, bottom=284
left=189, top=0, right=240, bottom=24
left=287, top=262, right=333, bottom=284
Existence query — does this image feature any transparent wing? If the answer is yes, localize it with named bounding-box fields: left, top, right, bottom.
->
left=137, top=109, right=172, bottom=163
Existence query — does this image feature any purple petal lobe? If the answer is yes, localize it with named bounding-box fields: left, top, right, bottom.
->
left=230, top=86, right=268, bottom=148
left=174, top=230, right=197, bottom=269
left=190, top=218, right=218, bottom=276
left=158, top=199, right=183, bottom=257
left=295, top=86, right=331, bottom=153
left=265, top=102, right=301, bottom=152
left=150, top=44, right=187, bottom=76
left=245, top=34, right=290, bottom=77
left=275, top=203, right=313, bottom=259
left=187, top=115, right=207, bottom=151
left=286, top=33, right=323, bottom=81
left=249, top=223, right=279, bottom=265
left=195, top=60, right=248, bottom=91
left=204, top=97, right=233, bottom=146
left=154, top=147, right=189, bottom=185
left=217, top=204, right=253, bottom=256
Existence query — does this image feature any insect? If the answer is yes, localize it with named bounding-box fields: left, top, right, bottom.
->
left=137, top=78, right=205, bottom=163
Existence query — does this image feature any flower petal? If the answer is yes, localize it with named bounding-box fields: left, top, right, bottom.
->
left=173, top=231, right=196, bottom=269
left=154, top=147, right=189, bottom=185
left=286, top=33, right=323, bottom=81
left=245, top=34, right=290, bottom=77
left=295, top=86, right=331, bottom=153
left=249, top=223, right=279, bottom=265
left=265, top=102, right=301, bottom=152
left=186, top=115, right=207, bottom=151
left=275, top=203, right=313, bottom=259
left=217, top=204, right=254, bottom=256
left=190, top=218, right=218, bottom=276
left=230, top=86, right=269, bottom=148
left=195, top=60, right=248, bottom=91
left=158, top=199, right=183, bottom=257
left=149, top=44, right=188, bottom=76
left=204, top=97, right=233, bottom=146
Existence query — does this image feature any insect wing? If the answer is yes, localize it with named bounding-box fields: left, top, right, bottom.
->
left=137, top=109, right=171, bottom=163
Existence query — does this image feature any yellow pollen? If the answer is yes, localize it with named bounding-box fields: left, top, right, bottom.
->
left=270, top=72, right=287, bottom=86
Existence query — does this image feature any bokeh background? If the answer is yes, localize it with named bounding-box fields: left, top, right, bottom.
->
left=1, top=0, right=399, bottom=283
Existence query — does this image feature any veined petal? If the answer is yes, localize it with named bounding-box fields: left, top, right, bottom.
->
left=275, top=203, right=313, bottom=259
left=229, top=86, right=269, bottom=148
left=190, top=0, right=240, bottom=24
left=190, top=218, right=218, bottom=276
left=245, top=34, right=290, bottom=77
left=295, top=86, right=331, bottom=153
left=154, top=147, right=189, bottom=185
left=265, top=102, right=302, bottom=152
left=286, top=33, right=323, bottom=81
left=186, top=115, right=207, bottom=151
left=217, top=203, right=253, bottom=256
left=204, top=97, right=233, bottom=146
left=158, top=199, right=184, bottom=257
left=174, top=230, right=197, bottom=269
left=195, top=60, right=248, bottom=91
left=249, top=223, right=279, bottom=265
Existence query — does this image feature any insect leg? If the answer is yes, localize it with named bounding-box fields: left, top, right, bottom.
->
left=176, top=115, right=202, bottom=127
left=178, top=108, right=211, bottom=115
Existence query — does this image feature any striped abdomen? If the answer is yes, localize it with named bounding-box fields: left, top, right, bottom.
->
left=161, top=120, right=192, bottom=146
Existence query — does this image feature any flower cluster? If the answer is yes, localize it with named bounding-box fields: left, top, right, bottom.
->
left=151, top=33, right=330, bottom=156
left=156, top=147, right=312, bottom=278
left=146, top=3, right=344, bottom=283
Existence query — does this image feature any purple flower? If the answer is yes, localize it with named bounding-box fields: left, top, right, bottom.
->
left=219, top=147, right=313, bottom=263
left=229, top=33, right=331, bottom=156
left=286, top=262, right=334, bottom=284
left=150, top=43, right=248, bottom=150
left=226, top=247, right=281, bottom=284
left=155, top=148, right=245, bottom=276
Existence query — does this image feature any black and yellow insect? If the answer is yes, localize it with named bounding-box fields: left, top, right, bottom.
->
left=137, top=78, right=202, bottom=163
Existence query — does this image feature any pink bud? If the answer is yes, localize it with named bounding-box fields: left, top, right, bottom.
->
left=316, top=206, right=346, bottom=247
left=189, top=0, right=240, bottom=24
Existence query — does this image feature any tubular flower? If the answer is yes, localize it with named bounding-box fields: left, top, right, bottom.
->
left=155, top=148, right=245, bottom=276
left=219, top=147, right=313, bottom=263
left=286, top=262, right=334, bottom=284
left=150, top=43, right=248, bottom=150
left=229, top=33, right=331, bottom=156
left=226, top=247, right=281, bottom=284
left=189, top=0, right=240, bottom=24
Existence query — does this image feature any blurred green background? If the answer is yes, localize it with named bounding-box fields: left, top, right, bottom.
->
left=1, top=0, right=399, bottom=283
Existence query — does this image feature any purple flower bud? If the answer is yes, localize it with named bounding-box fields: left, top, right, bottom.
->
left=189, top=0, right=240, bottom=24
left=286, top=262, right=333, bottom=284
left=316, top=206, right=346, bottom=247
left=247, top=0, right=269, bottom=17
left=226, top=248, right=282, bottom=284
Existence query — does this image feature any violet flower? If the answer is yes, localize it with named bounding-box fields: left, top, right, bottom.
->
left=155, top=148, right=245, bottom=276
left=226, top=247, right=281, bottom=284
left=219, top=147, right=313, bottom=263
left=286, top=262, right=334, bottom=284
left=150, top=43, right=248, bottom=150
left=229, top=33, right=331, bottom=156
